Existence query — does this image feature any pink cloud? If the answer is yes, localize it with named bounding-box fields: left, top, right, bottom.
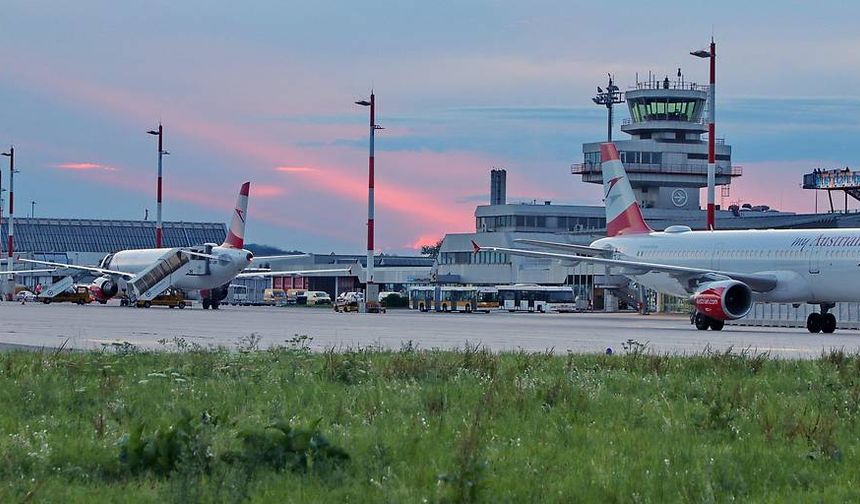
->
left=275, top=166, right=317, bottom=173
left=54, top=162, right=118, bottom=171
left=253, top=184, right=287, bottom=198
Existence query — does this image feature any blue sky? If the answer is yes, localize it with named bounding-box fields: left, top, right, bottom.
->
left=1, top=1, right=859, bottom=252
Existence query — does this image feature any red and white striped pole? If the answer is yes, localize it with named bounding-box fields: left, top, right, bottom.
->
left=706, top=39, right=716, bottom=231
left=367, top=93, right=375, bottom=284
left=1, top=147, right=14, bottom=300
left=356, top=93, right=382, bottom=285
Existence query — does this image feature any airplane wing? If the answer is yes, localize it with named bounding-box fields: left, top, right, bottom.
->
left=17, top=258, right=137, bottom=279
left=473, top=241, right=778, bottom=293
left=0, top=269, right=57, bottom=275
left=513, top=239, right=613, bottom=257
left=253, top=254, right=310, bottom=261
left=235, top=267, right=351, bottom=279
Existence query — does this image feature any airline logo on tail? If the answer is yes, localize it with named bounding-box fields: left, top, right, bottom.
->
left=223, top=182, right=250, bottom=249
left=600, top=143, right=652, bottom=237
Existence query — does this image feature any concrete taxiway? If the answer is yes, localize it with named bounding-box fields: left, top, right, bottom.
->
left=0, top=302, right=857, bottom=358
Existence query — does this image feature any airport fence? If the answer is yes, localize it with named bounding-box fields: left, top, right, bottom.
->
left=728, top=302, right=860, bottom=330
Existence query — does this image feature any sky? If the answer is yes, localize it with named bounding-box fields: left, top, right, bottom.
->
left=2, top=1, right=860, bottom=253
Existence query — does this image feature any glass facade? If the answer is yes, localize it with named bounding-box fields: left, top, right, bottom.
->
left=630, top=99, right=700, bottom=122
left=0, top=219, right=226, bottom=254
left=476, top=215, right=606, bottom=233
left=438, top=251, right=509, bottom=265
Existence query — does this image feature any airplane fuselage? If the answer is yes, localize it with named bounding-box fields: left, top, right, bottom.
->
left=594, top=227, right=860, bottom=304
left=104, top=246, right=253, bottom=292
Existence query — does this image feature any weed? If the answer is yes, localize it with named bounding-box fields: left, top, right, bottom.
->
left=118, top=411, right=212, bottom=476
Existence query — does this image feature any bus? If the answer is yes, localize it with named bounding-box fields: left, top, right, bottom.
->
left=439, top=286, right=477, bottom=312
left=497, top=285, right=576, bottom=313
left=408, top=286, right=437, bottom=312
left=476, top=287, right=499, bottom=312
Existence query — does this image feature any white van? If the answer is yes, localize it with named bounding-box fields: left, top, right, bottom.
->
left=305, top=291, right=332, bottom=305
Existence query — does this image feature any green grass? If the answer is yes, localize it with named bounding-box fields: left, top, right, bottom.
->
left=1, top=338, right=860, bottom=502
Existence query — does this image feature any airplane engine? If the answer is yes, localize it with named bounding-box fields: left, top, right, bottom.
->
left=91, top=276, right=119, bottom=300
left=692, top=280, right=753, bottom=320
left=211, top=284, right=229, bottom=302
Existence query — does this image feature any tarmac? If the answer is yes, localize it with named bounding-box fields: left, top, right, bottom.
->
left=0, top=301, right=858, bottom=358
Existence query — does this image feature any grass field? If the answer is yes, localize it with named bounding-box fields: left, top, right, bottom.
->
left=1, top=336, right=859, bottom=502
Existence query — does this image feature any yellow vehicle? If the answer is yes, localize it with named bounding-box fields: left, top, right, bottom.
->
left=476, top=287, right=499, bottom=312
left=136, top=288, right=187, bottom=309
left=439, top=286, right=478, bottom=313
left=263, top=288, right=288, bottom=306
left=41, top=285, right=92, bottom=305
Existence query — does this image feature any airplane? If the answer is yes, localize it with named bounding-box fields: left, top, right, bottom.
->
left=19, top=182, right=348, bottom=309
left=473, top=142, right=860, bottom=334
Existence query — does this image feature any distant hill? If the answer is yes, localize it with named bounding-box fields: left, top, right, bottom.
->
left=244, top=243, right=304, bottom=256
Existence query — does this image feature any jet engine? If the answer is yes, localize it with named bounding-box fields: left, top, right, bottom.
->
left=211, top=283, right=230, bottom=302
left=90, top=276, right=119, bottom=300
left=691, top=280, right=753, bottom=320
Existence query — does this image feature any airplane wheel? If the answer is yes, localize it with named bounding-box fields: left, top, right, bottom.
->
left=694, top=313, right=710, bottom=331
left=709, top=319, right=725, bottom=331
left=806, top=312, right=823, bottom=333
left=202, top=299, right=211, bottom=310
left=211, top=301, right=220, bottom=310
left=822, top=313, right=837, bottom=334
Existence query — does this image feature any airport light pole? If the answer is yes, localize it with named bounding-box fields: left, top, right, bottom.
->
left=355, top=93, right=383, bottom=291
left=30, top=201, right=36, bottom=218
left=691, top=39, right=717, bottom=230
left=146, top=124, right=169, bottom=248
left=592, top=75, right=624, bottom=142
left=1, top=147, right=16, bottom=300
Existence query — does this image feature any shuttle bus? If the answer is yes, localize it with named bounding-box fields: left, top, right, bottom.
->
left=497, top=285, right=576, bottom=313
left=408, top=286, right=437, bottom=312
left=476, top=287, right=499, bottom=312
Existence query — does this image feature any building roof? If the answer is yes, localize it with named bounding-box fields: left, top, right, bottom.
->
left=0, top=217, right=227, bottom=254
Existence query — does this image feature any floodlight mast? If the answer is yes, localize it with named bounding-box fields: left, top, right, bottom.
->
left=592, top=74, right=625, bottom=142
left=147, top=124, right=169, bottom=247
left=355, top=92, right=383, bottom=287
left=1, top=147, right=15, bottom=300
left=691, top=39, right=717, bottom=230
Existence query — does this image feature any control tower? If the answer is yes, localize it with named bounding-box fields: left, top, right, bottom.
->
left=574, top=74, right=740, bottom=210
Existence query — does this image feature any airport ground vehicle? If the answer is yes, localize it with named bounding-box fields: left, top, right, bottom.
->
left=476, top=287, right=500, bottom=312
left=408, top=286, right=436, bottom=312
left=16, top=290, right=37, bottom=302
left=334, top=291, right=363, bottom=312
left=134, top=288, right=187, bottom=308
left=305, top=291, right=332, bottom=305
left=286, top=289, right=306, bottom=304
left=263, top=288, right=287, bottom=306
left=40, top=285, right=92, bottom=305
left=497, top=285, right=576, bottom=313
left=226, top=284, right=249, bottom=305
left=407, top=286, right=484, bottom=313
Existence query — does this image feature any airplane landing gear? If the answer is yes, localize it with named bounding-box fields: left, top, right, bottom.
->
left=693, top=312, right=725, bottom=331
left=807, top=304, right=837, bottom=334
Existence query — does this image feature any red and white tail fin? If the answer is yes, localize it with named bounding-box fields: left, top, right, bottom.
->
left=601, top=143, right=652, bottom=237
left=222, top=182, right=250, bottom=249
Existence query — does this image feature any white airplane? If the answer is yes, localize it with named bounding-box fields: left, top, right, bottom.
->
left=20, top=182, right=348, bottom=309
left=474, top=142, right=860, bottom=334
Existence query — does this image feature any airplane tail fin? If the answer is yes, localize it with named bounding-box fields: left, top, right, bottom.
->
left=222, top=182, right=250, bottom=249
left=600, top=143, right=652, bottom=237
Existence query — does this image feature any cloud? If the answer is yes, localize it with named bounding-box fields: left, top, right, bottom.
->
left=54, top=162, right=118, bottom=171
left=275, top=166, right=317, bottom=173
left=253, top=184, right=286, bottom=198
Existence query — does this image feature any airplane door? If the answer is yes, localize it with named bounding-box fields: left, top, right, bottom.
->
left=809, top=243, right=820, bottom=274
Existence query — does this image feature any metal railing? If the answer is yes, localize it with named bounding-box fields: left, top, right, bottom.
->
left=621, top=118, right=706, bottom=126
left=571, top=162, right=743, bottom=177
left=629, top=80, right=708, bottom=92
